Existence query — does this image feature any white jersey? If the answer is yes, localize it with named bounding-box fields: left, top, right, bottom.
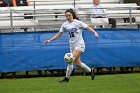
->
left=59, top=19, right=88, bottom=45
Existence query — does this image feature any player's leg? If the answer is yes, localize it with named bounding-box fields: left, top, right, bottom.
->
left=59, top=44, right=94, bottom=83
left=59, top=64, right=73, bottom=83
left=59, top=47, right=74, bottom=83
left=73, top=50, right=91, bottom=72
left=73, top=50, right=94, bottom=80
left=59, top=50, right=81, bottom=83
left=74, top=43, right=95, bottom=80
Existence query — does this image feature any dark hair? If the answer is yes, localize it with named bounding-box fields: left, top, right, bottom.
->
left=65, top=9, right=79, bottom=20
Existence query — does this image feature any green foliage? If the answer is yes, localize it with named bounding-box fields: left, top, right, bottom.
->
left=0, top=73, right=140, bottom=93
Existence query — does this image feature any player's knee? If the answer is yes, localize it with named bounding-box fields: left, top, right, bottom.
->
left=74, top=61, right=82, bottom=67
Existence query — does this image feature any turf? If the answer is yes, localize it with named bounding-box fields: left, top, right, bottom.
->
left=0, top=73, right=140, bottom=93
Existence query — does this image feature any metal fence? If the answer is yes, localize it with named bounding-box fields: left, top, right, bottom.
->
left=0, top=4, right=140, bottom=33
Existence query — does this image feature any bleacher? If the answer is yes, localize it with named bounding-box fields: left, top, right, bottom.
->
left=30, top=0, right=140, bottom=30
left=76, top=2, right=140, bottom=28
left=0, top=0, right=140, bottom=33
left=29, top=0, right=122, bottom=6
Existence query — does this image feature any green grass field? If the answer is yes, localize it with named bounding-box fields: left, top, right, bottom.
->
left=0, top=73, right=140, bottom=93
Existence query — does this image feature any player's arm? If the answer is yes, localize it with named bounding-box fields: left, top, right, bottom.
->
left=44, top=32, right=63, bottom=44
left=85, top=26, right=99, bottom=38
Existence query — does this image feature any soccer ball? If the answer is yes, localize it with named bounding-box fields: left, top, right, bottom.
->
left=64, top=53, right=75, bottom=64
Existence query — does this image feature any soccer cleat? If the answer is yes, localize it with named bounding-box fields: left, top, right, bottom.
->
left=59, top=77, right=69, bottom=83
left=91, top=68, right=95, bottom=80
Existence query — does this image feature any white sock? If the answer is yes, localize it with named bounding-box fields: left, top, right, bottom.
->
left=81, top=62, right=91, bottom=73
left=66, top=64, right=73, bottom=79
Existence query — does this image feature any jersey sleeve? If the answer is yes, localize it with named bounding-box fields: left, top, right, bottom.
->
left=79, top=20, right=88, bottom=29
left=59, top=23, right=66, bottom=33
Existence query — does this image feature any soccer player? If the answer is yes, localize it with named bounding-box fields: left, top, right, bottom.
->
left=44, top=9, right=99, bottom=83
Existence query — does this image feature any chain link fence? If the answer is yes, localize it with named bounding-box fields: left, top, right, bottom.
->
left=0, top=5, right=140, bottom=33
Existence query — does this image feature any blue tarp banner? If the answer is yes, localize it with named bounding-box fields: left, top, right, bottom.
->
left=0, top=29, right=140, bottom=72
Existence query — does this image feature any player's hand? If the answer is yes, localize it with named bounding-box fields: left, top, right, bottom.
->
left=44, top=40, right=51, bottom=44
left=94, top=32, right=99, bottom=38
